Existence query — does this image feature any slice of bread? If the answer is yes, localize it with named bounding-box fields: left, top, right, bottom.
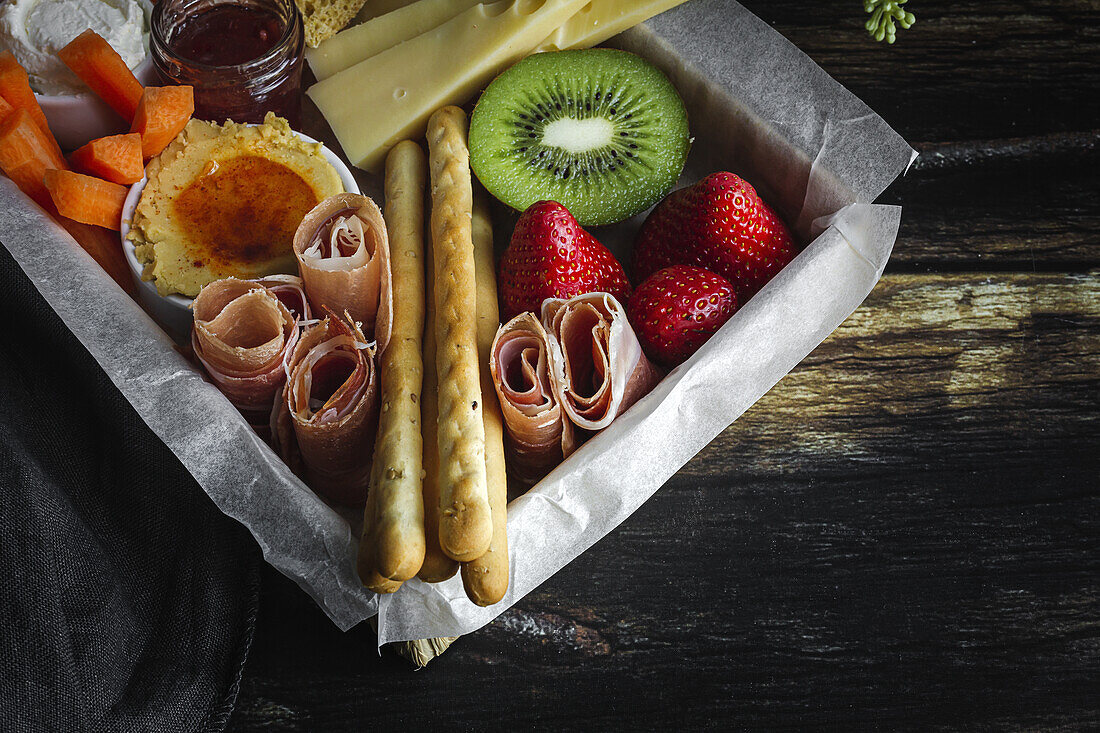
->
left=296, top=0, right=371, bottom=48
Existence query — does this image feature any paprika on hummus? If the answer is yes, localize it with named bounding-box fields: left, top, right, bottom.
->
left=128, top=113, right=343, bottom=297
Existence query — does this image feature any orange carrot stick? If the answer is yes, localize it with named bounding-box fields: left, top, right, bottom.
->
left=0, top=108, right=67, bottom=206
left=131, top=86, right=194, bottom=159
left=44, top=169, right=128, bottom=231
left=58, top=30, right=144, bottom=122
left=0, top=52, right=59, bottom=154
left=4, top=162, right=53, bottom=208
left=56, top=216, right=136, bottom=295
left=0, top=95, right=14, bottom=123
left=70, top=133, right=144, bottom=185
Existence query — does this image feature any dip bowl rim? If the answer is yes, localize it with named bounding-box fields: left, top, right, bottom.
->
left=119, top=125, right=361, bottom=336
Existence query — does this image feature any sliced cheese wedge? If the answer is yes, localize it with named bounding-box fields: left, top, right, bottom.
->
left=354, top=0, right=417, bottom=24
left=316, top=0, right=691, bottom=82
left=309, top=0, right=590, bottom=173
left=308, top=0, right=484, bottom=82
left=535, top=0, right=690, bottom=52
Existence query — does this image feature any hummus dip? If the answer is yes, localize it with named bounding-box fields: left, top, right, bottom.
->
left=128, top=113, right=344, bottom=298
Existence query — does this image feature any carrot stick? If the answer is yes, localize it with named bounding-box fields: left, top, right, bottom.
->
left=58, top=30, right=144, bottom=122
left=0, top=95, right=14, bottom=123
left=44, top=169, right=127, bottom=231
left=0, top=105, right=133, bottom=295
left=56, top=216, right=136, bottom=295
left=0, top=52, right=60, bottom=155
left=0, top=108, right=67, bottom=206
left=4, top=162, right=53, bottom=208
left=71, top=133, right=144, bottom=185
left=131, top=86, right=194, bottom=159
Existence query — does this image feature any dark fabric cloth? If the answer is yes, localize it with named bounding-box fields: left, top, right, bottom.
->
left=0, top=244, right=260, bottom=733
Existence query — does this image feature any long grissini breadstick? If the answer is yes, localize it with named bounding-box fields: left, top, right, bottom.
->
left=426, top=105, right=493, bottom=562
left=359, top=482, right=403, bottom=594
left=461, top=188, right=510, bottom=606
left=367, top=140, right=429, bottom=581
left=418, top=236, right=459, bottom=583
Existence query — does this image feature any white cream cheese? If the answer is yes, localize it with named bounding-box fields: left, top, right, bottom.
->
left=0, top=0, right=150, bottom=96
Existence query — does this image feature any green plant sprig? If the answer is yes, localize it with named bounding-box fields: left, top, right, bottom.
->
left=864, top=0, right=916, bottom=43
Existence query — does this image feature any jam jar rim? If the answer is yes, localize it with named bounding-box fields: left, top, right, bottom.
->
left=150, top=0, right=303, bottom=76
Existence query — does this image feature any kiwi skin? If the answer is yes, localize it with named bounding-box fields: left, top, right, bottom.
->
left=469, top=48, right=690, bottom=227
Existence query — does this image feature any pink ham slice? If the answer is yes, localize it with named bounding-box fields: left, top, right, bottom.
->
left=490, top=312, right=576, bottom=485
left=270, top=313, right=380, bottom=507
left=541, top=292, right=662, bottom=434
left=252, top=274, right=312, bottom=322
left=293, top=193, right=392, bottom=352
left=191, top=278, right=300, bottom=430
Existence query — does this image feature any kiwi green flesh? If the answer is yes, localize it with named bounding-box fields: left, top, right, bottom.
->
left=470, top=49, right=690, bottom=228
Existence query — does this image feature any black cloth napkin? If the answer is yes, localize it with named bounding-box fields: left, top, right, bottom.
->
left=0, top=245, right=260, bottom=733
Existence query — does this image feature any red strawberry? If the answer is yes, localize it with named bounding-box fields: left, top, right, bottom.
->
left=499, top=200, right=631, bottom=319
left=627, top=265, right=737, bottom=367
left=632, top=172, right=795, bottom=303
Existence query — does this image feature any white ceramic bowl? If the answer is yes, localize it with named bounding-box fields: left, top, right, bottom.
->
left=119, top=129, right=360, bottom=337
left=36, top=57, right=158, bottom=151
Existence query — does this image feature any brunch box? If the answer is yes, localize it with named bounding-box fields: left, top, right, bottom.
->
left=0, top=0, right=914, bottom=644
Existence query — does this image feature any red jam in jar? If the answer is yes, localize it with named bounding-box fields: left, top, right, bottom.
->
left=150, top=0, right=304, bottom=126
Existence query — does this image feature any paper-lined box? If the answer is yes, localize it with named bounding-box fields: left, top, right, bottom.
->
left=0, top=0, right=914, bottom=643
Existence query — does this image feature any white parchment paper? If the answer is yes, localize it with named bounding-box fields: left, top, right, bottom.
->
left=0, top=0, right=915, bottom=641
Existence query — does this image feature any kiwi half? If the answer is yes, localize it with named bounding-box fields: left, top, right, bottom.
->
left=469, top=49, right=690, bottom=227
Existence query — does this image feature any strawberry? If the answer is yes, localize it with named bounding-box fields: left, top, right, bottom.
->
left=499, top=200, right=631, bottom=319
left=632, top=172, right=795, bottom=303
left=627, top=265, right=737, bottom=367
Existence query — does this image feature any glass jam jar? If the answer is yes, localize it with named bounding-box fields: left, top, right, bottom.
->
left=150, top=0, right=304, bottom=126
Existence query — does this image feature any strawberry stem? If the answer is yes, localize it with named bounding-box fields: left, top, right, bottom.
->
left=863, top=0, right=916, bottom=43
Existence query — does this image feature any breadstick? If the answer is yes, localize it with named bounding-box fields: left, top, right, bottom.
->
left=365, top=140, right=429, bottom=582
left=359, top=466, right=403, bottom=593
left=418, top=233, right=459, bottom=583
left=426, top=105, right=493, bottom=562
left=461, top=188, right=510, bottom=606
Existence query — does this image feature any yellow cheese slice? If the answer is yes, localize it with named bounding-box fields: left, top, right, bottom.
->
left=318, top=0, right=690, bottom=82
left=308, top=0, right=590, bottom=173
left=535, top=0, right=689, bottom=52
left=307, top=0, right=484, bottom=82
left=354, top=0, right=417, bottom=24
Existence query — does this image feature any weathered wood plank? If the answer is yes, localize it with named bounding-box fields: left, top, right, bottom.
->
left=742, top=0, right=1100, bottom=142
left=686, top=271, right=1100, bottom=477
left=884, top=151, right=1100, bottom=268
left=230, top=271, right=1099, bottom=730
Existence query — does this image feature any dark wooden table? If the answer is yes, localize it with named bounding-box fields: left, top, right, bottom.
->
left=229, top=1, right=1099, bottom=728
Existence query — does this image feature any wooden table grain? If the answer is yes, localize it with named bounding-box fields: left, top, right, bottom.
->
left=229, top=1, right=1099, bottom=728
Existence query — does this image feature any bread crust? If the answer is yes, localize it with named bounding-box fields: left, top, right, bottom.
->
left=426, top=106, right=493, bottom=563
left=417, top=208, right=459, bottom=583
left=363, top=140, right=430, bottom=582
left=461, top=187, right=509, bottom=606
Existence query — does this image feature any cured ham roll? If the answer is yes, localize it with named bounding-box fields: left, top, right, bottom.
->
left=541, top=292, right=662, bottom=434
left=271, top=313, right=381, bottom=507
left=191, top=278, right=300, bottom=428
left=252, top=274, right=312, bottom=322
left=489, top=312, right=576, bottom=485
left=293, top=193, right=392, bottom=350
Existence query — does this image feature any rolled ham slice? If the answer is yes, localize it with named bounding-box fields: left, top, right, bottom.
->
left=541, top=292, right=663, bottom=434
left=270, top=313, right=380, bottom=506
left=490, top=312, right=576, bottom=485
left=191, top=278, right=299, bottom=429
left=252, top=274, right=312, bottom=322
left=293, top=193, right=392, bottom=352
